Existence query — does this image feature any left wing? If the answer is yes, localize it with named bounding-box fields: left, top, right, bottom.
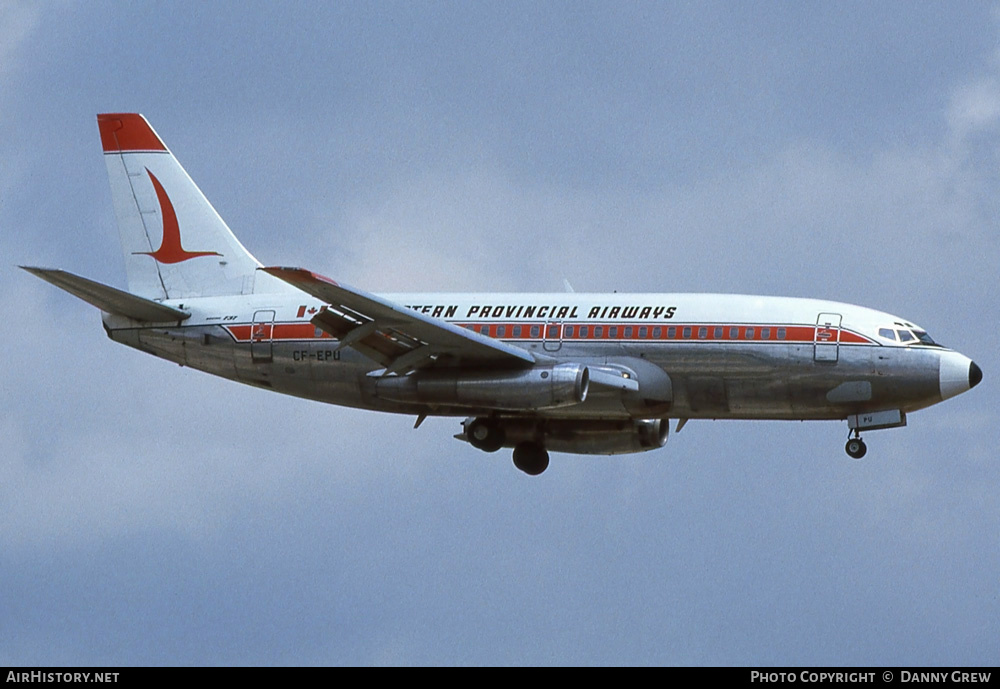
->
left=262, top=267, right=537, bottom=373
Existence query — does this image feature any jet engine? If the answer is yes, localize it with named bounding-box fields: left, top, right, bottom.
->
left=376, top=363, right=589, bottom=411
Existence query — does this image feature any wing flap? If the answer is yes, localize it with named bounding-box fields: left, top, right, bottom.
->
left=22, top=267, right=190, bottom=322
left=263, top=266, right=536, bottom=370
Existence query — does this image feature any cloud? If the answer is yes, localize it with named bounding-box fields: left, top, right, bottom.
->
left=948, top=77, right=1000, bottom=138
left=0, top=2, right=39, bottom=81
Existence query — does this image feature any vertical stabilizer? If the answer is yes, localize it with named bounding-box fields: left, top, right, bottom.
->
left=98, top=113, right=285, bottom=298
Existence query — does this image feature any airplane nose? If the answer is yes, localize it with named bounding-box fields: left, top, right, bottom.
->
left=940, top=351, right=979, bottom=400
left=970, top=361, right=983, bottom=389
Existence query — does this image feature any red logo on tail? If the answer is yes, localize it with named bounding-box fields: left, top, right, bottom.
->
left=137, top=169, right=221, bottom=264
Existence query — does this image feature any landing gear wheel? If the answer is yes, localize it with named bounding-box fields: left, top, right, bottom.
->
left=512, top=442, right=549, bottom=475
left=845, top=438, right=867, bottom=459
left=467, top=418, right=505, bottom=453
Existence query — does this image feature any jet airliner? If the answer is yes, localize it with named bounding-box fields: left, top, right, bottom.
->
left=23, top=114, right=982, bottom=475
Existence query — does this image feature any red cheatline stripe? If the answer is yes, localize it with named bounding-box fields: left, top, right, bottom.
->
left=226, top=323, right=334, bottom=341
left=224, top=321, right=875, bottom=344
left=97, top=113, right=167, bottom=153
left=456, top=322, right=872, bottom=344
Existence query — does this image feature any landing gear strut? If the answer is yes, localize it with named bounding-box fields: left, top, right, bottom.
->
left=512, top=442, right=549, bottom=475
left=845, top=431, right=867, bottom=460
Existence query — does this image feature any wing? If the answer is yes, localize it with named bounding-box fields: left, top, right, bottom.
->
left=262, top=267, right=536, bottom=373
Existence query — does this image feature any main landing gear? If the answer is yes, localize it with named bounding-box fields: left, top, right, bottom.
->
left=464, top=418, right=551, bottom=475
left=466, top=418, right=505, bottom=453
left=512, top=442, right=549, bottom=476
left=845, top=431, right=867, bottom=460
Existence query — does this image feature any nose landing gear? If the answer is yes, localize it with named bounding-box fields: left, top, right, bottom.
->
left=843, top=410, right=906, bottom=460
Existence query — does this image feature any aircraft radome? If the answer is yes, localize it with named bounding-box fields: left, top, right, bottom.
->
left=23, top=114, right=983, bottom=475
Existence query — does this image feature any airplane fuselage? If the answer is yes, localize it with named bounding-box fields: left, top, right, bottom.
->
left=105, top=290, right=962, bottom=425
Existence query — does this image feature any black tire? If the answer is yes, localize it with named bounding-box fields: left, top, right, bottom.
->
left=845, top=438, right=867, bottom=460
left=467, top=419, right=505, bottom=453
left=512, top=442, right=549, bottom=475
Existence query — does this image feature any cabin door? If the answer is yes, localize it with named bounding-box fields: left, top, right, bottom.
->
left=814, top=312, right=842, bottom=363
left=251, top=310, right=276, bottom=363
left=543, top=321, right=563, bottom=352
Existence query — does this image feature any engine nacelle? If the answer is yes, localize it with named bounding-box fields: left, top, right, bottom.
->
left=376, top=363, right=589, bottom=411
left=461, top=417, right=669, bottom=455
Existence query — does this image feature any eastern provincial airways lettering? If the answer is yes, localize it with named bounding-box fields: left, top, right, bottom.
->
left=404, top=304, right=678, bottom=320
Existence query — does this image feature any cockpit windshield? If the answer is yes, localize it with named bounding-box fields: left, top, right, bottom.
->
left=877, top=326, right=942, bottom=347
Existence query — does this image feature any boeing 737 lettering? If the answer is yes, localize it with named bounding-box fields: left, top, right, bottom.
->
left=23, top=114, right=982, bottom=475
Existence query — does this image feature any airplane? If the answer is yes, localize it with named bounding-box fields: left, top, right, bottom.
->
left=23, top=113, right=982, bottom=475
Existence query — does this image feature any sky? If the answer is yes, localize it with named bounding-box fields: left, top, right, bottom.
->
left=2, top=0, right=997, bottom=666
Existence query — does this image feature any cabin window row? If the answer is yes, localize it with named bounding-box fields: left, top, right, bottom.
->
left=465, top=324, right=789, bottom=341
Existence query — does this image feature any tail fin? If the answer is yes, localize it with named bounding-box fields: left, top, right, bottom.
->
left=98, top=113, right=285, bottom=299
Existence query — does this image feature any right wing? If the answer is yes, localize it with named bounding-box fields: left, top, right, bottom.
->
left=262, top=267, right=537, bottom=373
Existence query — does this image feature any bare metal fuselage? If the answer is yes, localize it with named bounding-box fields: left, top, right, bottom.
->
left=105, top=291, right=948, bottom=424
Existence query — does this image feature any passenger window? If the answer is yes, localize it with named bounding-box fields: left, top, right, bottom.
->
left=652, top=326, right=661, bottom=338
left=714, top=326, right=723, bottom=339
left=624, top=326, right=633, bottom=338
left=729, top=327, right=738, bottom=339
left=639, top=326, right=648, bottom=338
left=668, top=327, right=676, bottom=339
left=777, top=327, right=786, bottom=340
left=745, top=327, right=754, bottom=339
left=497, top=325, right=506, bottom=337
left=530, top=325, right=540, bottom=338
left=761, top=327, right=770, bottom=340
left=595, top=326, right=604, bottom=338
left=698, top=327, right=708, bottom=339
left=609, top=326, right=618, bottom=338
left=564, top=325, right=574, bottom=338
left=580, top=326, right=589, bottom=338
left=513, top=325, right=522, bottom=337
left=682, top=327, right=691, bottom=339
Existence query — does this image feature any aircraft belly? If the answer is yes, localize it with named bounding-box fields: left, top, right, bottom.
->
left=111, top=326, right=945, bottom=422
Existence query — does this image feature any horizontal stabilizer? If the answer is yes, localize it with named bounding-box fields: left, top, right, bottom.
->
left=21, top=267, right=190, bottom=322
